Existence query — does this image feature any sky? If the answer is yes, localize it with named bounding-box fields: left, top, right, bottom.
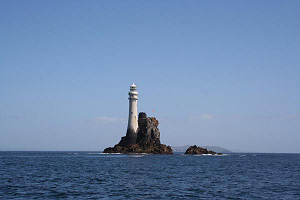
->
left=1, top=0, right=300, bottom=152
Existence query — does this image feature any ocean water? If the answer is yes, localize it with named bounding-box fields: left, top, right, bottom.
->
left=0, top=152, right=299, bottom=199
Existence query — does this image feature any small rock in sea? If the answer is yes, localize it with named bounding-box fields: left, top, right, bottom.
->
left=184, top=145, right=222, bottom=155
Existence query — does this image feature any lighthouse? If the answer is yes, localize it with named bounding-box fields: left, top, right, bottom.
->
left=103, top=82, right=173, bottom=154
left=125, top=83, right=138, bottom=145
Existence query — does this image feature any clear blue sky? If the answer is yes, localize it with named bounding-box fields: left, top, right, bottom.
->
left=1, top=0, right=300, bottom=152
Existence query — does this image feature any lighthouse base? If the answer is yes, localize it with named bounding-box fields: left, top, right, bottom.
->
left=118, top=128, right=137, bottom=147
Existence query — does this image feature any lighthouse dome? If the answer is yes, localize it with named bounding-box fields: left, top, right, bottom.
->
left=130, top=83, right=137, bottom=89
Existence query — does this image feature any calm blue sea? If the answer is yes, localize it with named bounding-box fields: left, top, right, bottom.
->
left=0, top=152, right=299, bottom=199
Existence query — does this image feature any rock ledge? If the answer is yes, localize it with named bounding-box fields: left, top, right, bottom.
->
left=103, top=113, right=173, bottom=154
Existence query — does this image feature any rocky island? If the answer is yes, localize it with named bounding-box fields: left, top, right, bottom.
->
left=185, top=145, right=222, bottom=155
left=103, top=83, right=173, bottom=154
left=104, top=112, right=173, bottom=154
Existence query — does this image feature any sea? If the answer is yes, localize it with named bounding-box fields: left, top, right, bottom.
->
left=0, top=152, right=299, bottom=199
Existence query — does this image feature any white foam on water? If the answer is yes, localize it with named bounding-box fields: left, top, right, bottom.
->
left=91, top=155, right=126, bottom=158
left=129, top=155, right=144, bottom=157
left=192, top=154, right=227, bottom=156
left=86, top=153, right=103, bottom=155
left=100, top=153, right=123, bottom=155
left=194, top=154, right=214, bottom=156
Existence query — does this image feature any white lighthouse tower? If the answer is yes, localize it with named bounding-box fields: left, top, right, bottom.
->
left=128, top=83, right=138, bottom=132
left=125, top=83, right=138, bottom=145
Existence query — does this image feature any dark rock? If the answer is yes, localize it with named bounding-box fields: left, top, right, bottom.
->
left=138, top=112, right=147, bottom=119
left=136, top=117, right=160, bottom=145
left=103, top=112, right=173, bottom=154
left=184, top=145, right=222, bottom=155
